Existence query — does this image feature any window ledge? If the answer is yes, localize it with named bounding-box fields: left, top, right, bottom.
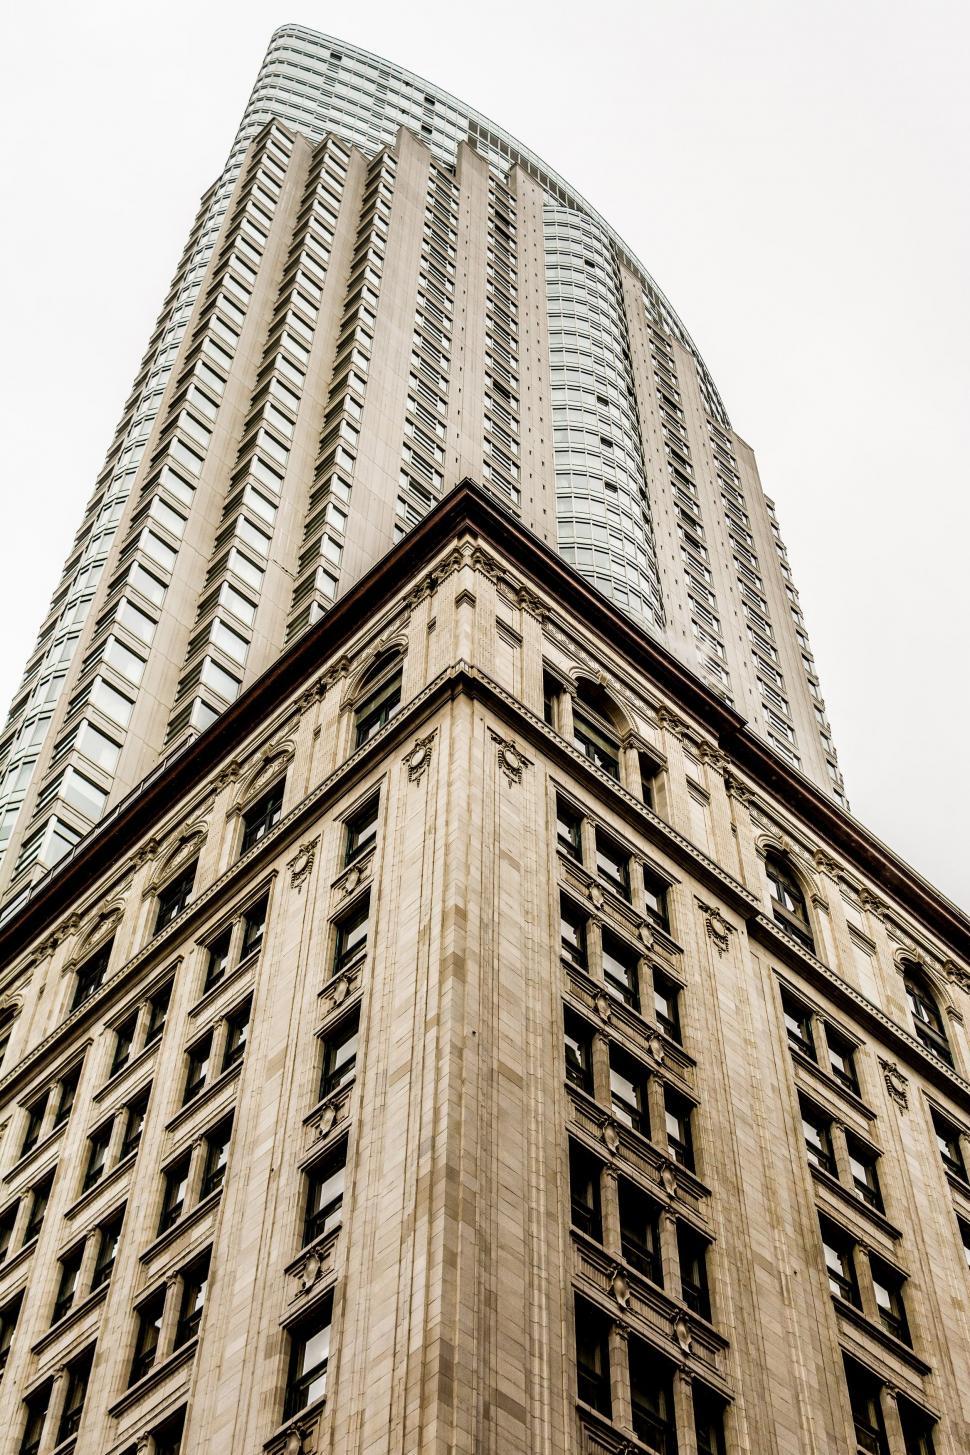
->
left=188, top=954, right=256, bottom=1021
left=833, top=1297, right=931, bottom=1376
left=165, top=1060, right=242, bottom=1134
left=108, top=1338, right=198, bottom=1417
left=263, top=1396, right=326, bottom=1454
left=31, top=1282, right=108, bottom=1355
left=63, top=1151, right=137, bottom=1222
left=0, top=1233, right=38, bottom=1284
left=139, top=1187, right=222, bottom=1264
left=93, top=1041, right=159, bottom=1104
left=809, top=1165, right=902, bottom=1242
left=790, top=1045, right=875, bottom=1122
left=3, top=1125, right=66, bottom=1186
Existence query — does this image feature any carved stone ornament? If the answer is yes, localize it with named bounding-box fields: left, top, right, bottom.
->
left=404, top=730, right=437, bottom=785
left=339, top=865, right=363, bottom=898
left=283, top=1428, right=305, bottom=1455
left=587, top=883, right=606, bottom=911
left=214, top=759, right=242, bottom=792
left=945, top=961, right=970, bottom=996
left=594, top=991, right=612, bottom=1022
left=328, top=975, right=351, bottom=1008
left=298, top=1250, right=323, bottom=1295
left=673, top=1314, right=693, bottom=1353
left=288, top=837, right=319, bottom=892
left=660, top=1162, right=678, bottom=1196
left=722, top=772, right=754, bottom=809
left=602, top=1121, right=621, bottom=1155
left=610, top=1267, right=631, bottom=1309
left=648, top=1033, right=665, bottom=1064
left=879, top=1057, right=909, bottom=1110
left=314, top=1102, right=339, bottom=1140
left=699, top=902, right=732, bottom=956
left=488, top=729, right=530, bottom=787
left=637, top=922, right=654, bottom=950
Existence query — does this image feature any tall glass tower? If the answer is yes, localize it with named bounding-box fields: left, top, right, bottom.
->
left=0, top=27, right=845, bottom=918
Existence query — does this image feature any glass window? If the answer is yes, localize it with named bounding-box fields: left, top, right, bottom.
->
left=56, top=1346, right=93, bottom=1443
left=765, top=853, right=814, bottom=952
left=618, top=1176, right=661, bottom=1284
left=628, top=1336, right=675, bottom=1452
left=573, top=710, right=619, bottom=779
left=800, top=1099, right=836, bottom=1176
left=820, top=1218, right=860, bottom=1307
left=91, top=1206, right=124, bottom=1288
left=664, top=1090, right=695, bottom=1169
left=344, top=796, right=379, bottom=865
left=52, top=1244, right=83, bottom=1324
left=825, top=1026, right=859, bottom=1093
left=601, top=930, right=640, bottom=1012
left=305, top=1141, right=347, bottom=1246
left=568, top=1141, right=602, bottom=1241
left=694, top=1385, right=727, bottom=1455
left=129, top=1290, right=165, bottom=1385
left=159, top=1155, right=191, bottom=1233
left=221, top=999, right=251, bottom=1071
left=610, top=1048, right=649, bottom=1136
left=898, top=1398, right=937, bottom=1455
left=563, top=1011, right=593, bottom=1094
left=144, top=980, right=173, bottom=1048
left=642, top=868, right=670, bottom=932
left=781, top=989, right=816, bottom=1060
left=846, top=1137, right=883, bottom=1211
left=83, top=1123, right=112, bottom=1191
left=0, top=1291, right=22, bottom=1376
left=20, top=1097, right=46, bottom=1158
left=24, top=1171, right=53, bottom=1243
left=174, top=1250, right=210, bottom=1347
left=332, top=897, right=369, bottom=977
left=112, top=1010, right=138, bottom=1075
left=201, top=1117, right=233, bottom=1200
left=0, top=1204, right=17, bottom=1264
left=354, top=663, right=403, bottom=747
left=241, top=893, right=269, bottom=959
left=555, top=796, right=583, bottom=860
left=678, top=1222, right=711, bottom=1319
left=71, top=940, right=114, bottom=1012
left=183, top=1033, right=212, bottom=1104
left=52, top=1064, right=80, bottom=1129
left=285, top=1294, right=333, bottom=1418
left=595, top=829, right=630, bottom=900
left=845, top=1358, right=888, bottom=1455
left=560, top=897, right=588, bottom=971
left=932, top=1110, right=967, bottom=1182
left=574, top=1296, right=611, bottom=1415
left=319, top=1012, right=359, bottom=1099
left=871, top=1258, right=910, bottom=1344
left=76, top=720, right=122, bottom=772
left=653, top=969, right=681, bottom=1042
left=205, top=925, right=233, bottom=991
left=240, top=781, right=284, bottom=854
left=903, top=970, right=953, bottom=1066
left=19, top=1382, right=51, bottom=1455
left=154, top=860, right=198, bottom=933
left=121, top=1087, right=150, bottom=1159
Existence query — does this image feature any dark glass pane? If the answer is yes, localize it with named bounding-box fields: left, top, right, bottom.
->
left=618, top=1178, right=662, bottom=1284
left=569, top=1143, right=602, bottom=1241
left=154, top=862, right=198, bottom=934
left=574, top=1298, right=611, bottom=1415
left=305, top=1143, right=347, bottom=1246
left=240, top=781, right=285, bottom=855
left=345, top=797, right=379, bottom=865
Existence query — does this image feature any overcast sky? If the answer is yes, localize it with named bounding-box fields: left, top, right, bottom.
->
left=0, top=1, right=967, bottom=906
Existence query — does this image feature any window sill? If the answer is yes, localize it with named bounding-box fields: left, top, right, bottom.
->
left=809, top=1164, right=902, bottom=1242
left=832, top=1296, right=931, bottom=1375
left=108, top=1339, right=198, bottom=1417
left=790, top=1045, right=876, bottom=1122
left=64, top=1150, right=137, bottom=1222
left=188, top=949, right=259, bottom=1021
left=3, top=1126, right=66, bottom=1186
left=139, top=1187, right=222, bottom=1265
left=93, top=1041, right=158, bottom=1104
left=263, top=1395, right=326, bottom=1453
left=165, top=1059, right=242, bottom=1134
left=562, top=962, right=696, bottom=1081
left=31, top=1282, right=108, bottom=1355
left=0, top=1233, right=39, bottom=1283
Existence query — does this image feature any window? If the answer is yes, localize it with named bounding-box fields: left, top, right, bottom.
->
left=899, top=1399, right=937, bottom=1455
left=642, top=868, right=670, bottom=932
left=20, top=1098, right=46, bottom=1158
left=83, top=1122, right=112, bottom=1190
left=678, top=1223, right=711, bottom=1319
left=595, top=830, right=630, bottom=900
left=19, top=1382, right=51, bottom=1455
left=52, top=1064, right=81, bottom=1129
left=144, top=980, right=173, bottom=1047
left=959, top=1216, right=970, bottom=1272
left=800, top=1098, right=836, bottom=1176
left=564, top=1012, right=593, bottom=1094
left=284, top=1294, right=333, bottom=1418
left=0, top=1204, right=16, bottom=1263
left=154, top=860, right=198, bottom=933
left=694, top=1385, right=727, bottom=1455
left=664, top=1091, right=695, bottom=1169
left=204, top=926, right=233, bottom=991
left=820, top=1217, right=860, bottom=1307
left=183, top=1033, right=212, bottom=1104
left=71, top=939, right=114, bottom=1012
left=91, top=1206, right=124, bottom=1289
left=653, top=969, right=681, bottom=1042
left=826, top=1026, right=859, bottom=1093
left=601, top=930, right=640, bottom=1011
left=560, top=897, right=588, bottom=971
left=610, top=1048, right=649, bottom=1136
left=781, top=989, right=816, bottom=1060
left=543, top=670, right=562, bottom=729
left=221, top=999, right=251, bottom=1071
left=638, top=752, right=660, bottom=810
left=159, top=1155, right=191, bottom=1232
left=844, top=1358, right=888, bottom=1455
left=0, top=1291, right=21, bottom=1377
left=150, top=1407, right=186, bottom=1455
left=174, top=1250, right=210, bottom=1347
left=121, top=1086, right=150, bottom=1159
left=846, top=1136, right=883, bottom=1211
left=573, top=710, right=619, bottom=779
left=870, top=1258, right=909, bottom=1344
left=112, top=1010, right=139, bottom=1075
left=201, top=1117, right=233, bottom=1199
left=332, top=897, right=369, bottom=977
left=129, top=1289, right=165, bottom=1384
left=344, top=796, right=379, bottom=865
left=555, top=796, right=582, bottom=860
left=353, top=657, right=403, bottom=747
left=56, top=1345, right=93, bottom=1443
left=568, top=1142, right=602, bottom=1240
left=52, top=1243, right=84, bottom=1323
left=628, top=1336, right=675, bottom=1452
left=240, top=893, right=269, bottom=959
left=903, top=968, right=952, bottom=1066
left=932, top=1109, right=967, bottom=1182
left=765, top=852, right=814, bottom=952
left=574, top=1296, right=611, bottom=1415
left=319, top=1012, right=359, bottom=1098
left=240, top=780, right=285, bottom=854
left=618, top=1176, right=661, bottom=1283
left=305, top=1141, right=347, bottom=1246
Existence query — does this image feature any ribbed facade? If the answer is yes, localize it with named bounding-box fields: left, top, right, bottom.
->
left=0, top=27, right=845, bottom=922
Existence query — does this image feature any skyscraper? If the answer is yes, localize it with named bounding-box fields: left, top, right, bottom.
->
left=0, top=28, right=966, bottom=1455
left=0, top=26, right=845, bottom=921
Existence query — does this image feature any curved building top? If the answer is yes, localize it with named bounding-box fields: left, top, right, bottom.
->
left=234, top=24, right=730, bottom=428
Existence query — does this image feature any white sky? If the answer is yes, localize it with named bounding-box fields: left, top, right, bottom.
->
left=0, top=1, right=967, bottom=906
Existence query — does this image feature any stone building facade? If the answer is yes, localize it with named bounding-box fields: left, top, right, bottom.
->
left=0, top=486, right=964, bottom=1455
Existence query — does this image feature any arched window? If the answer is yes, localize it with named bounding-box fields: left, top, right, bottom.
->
left=572, top=680, right=622, bottom=781
left=903, top=966, right=953, bottom=1066
left=765, top=851, right=815, bottom=953
left=353, top=651, right=404, bottom=749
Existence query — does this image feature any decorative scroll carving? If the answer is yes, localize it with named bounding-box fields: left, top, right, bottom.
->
left=945, top=960, right=970, bottom=996
left=403, top=730, right=437, bottom=785
left=488, top=729, right=530, bottom=787
left=288, top=838, right=319, bottom=892
left=697, top=900, right=732, bottom=956
left=879, top=1057, right=909, bottom=1110
left=609, top=1266, right=631, bottom=1309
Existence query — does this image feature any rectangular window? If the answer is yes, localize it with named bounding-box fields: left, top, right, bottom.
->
left=601, top=930, right=640, bottom=1012
left=71, top=940, right=114, bottom=1012
left=573, top=711, right=619, bottom=779
left=871, top=1259, right=910, bottom=1344
left=159, top=1155, right=191, bottom=1233
left=694, top=1384, right=727, bottom=1455
left=610, top=1048, right=649, bottom=1137
left=91, top=1205, right=125, bottom=1289
left=52, top=1064, right=80, bottom=1129
left=344, top=796, right=379, bottom=865
left=595, top=829, right=630, bottom=900
left=618, top=1176, right=661, bottom=1284
left=642, top=868, right=670, bottom=932
left=285, top=1294, right=333, bottom=1418
left=820, top=1217, right=860, bottom=1307
left=83, top=1122, right=112, bottom=1191
left=304, top=1140, right=347, bottom=1246
left=846, top=1136, right=883, bottom=1211
left=563, top=1011, right=593, bottom=1094
left=0, top=1204, right=16, bottom=1264
left=19, top=1382, right=51, bottom=1455
left=331, top=897, right=369, bottom=978
left=555, top=797, right=582, bottom=860
left=319, top=1012, right=360, bottom=1099
left=678, top=1223, right=711, bottom=1319
left=201, top=1116, right=233, bottom=1200
left=204, top=925, right=233, bottom=991
left=664, top=1090, right=695, bottom=1170
left=560, top=897, right=588, bottom=971
left=240, top=780, right=285, bottom=854
left=240, top=892, right=269, bottom=959
left=174, top=1250, right=210, bottom=1347
left=568, top=1141, right=602, bottom=1241
left=932, top=1110, right=967, bottom=1182
left=129, top=1290, right=165, bottom=1385
left=354, top=670, right=402, bottom=748
left=781, top=989, right=816, bottom=1060
left=845, top=1357, right=889, bottom=1455
left=629, top=1335, right=675, bottom=1452
left=800, top=1098, right=836, bottom=1176
left=898, top=1399, right=937, bottom=1455
left=112, top=1009, right=138, bottom=1074
left=154, top=860, right=198, bottom=934
left=652, top=968, right=681, bottom=1043
left=574, top=1296, right=611, bottom=1415
left=183, top=1033, right=212, bottom=1103
left=144, top=980, right=173, bottom=1047
left=52, top=1243, right=84, bottom=1324
left=56, top=1345, right=93, bottom=1443
left=0, top=1291, right=22, bottom=1376
left=825, top=1026, right=859, bottom=1093
left=20, top=1097, right=46, bottom=1158
left=221, top=999, right=251, bottom=1071
left=121, top=1086, right=150, bottom=1160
